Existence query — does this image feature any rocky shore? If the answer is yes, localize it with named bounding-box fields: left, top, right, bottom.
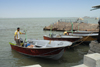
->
left=43, top=21, right=98, bottom=32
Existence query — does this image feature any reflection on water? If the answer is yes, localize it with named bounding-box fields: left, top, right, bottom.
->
left=0, top=18, right=91, bottom=67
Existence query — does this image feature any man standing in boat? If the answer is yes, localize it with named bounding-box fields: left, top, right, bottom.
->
left=14, top=27, right=25, bottom=46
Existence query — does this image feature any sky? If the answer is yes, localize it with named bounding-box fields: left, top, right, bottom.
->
left=0, top=0, right=100, bottom=18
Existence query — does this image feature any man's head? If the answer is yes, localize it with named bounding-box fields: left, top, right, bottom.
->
left=17, top=27, right=20, bottom=31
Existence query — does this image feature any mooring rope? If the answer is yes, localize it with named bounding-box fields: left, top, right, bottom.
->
left=72, top=30, right=97, bottom=47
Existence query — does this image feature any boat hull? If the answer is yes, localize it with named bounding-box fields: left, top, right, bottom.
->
left=10, top=44, right=64, bottom=60
left=69, top=33, right=98, bottom=42
left=43, top=36, right=80, bottom=42
left=80, top=36, right=97, bottom=42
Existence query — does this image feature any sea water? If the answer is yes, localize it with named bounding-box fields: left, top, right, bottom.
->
left=0, top=17, right=98, bottom=67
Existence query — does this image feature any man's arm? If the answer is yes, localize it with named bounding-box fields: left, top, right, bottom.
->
left=22, top=33, right=25, bottom=34
left=20, top=32, right=25, bottom=34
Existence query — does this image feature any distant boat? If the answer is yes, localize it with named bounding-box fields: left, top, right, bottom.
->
left=83, top=16, right=90, bottom=18
left=9, top=39, right=72, bottom=60
left=77, top=18, right=83, bottom=21
left=95, top=17, right=98, bottom=20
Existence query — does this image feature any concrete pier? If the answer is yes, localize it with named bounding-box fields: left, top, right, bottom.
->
left=73, top=40, right=100, bottom=67
left=88, top=41, right=100, bottom=54
left=72, top=53, right=100, bottom=67
left=72, top=64, right=88, bottom=67
left=43, top=22, right=98, bottom=31
left=21, top=64, right=41, bottom=67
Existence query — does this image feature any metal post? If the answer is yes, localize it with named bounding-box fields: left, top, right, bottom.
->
left=71, top=21, right=73, bottom=34
left=50, top=24, right=52, bottom=37
left=78, top=20, right=80, bottom=31
left=90, top=5, right=100, bottom=42
left=97, top=19, right=100, bottom=43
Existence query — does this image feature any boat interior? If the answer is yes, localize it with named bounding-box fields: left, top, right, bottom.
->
left=46, top=33, right=82, bottom=38
left=25, top=39, right=72, bottom=48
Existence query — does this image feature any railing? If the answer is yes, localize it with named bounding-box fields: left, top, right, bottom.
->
left=58, top=19, right=88, bottom=23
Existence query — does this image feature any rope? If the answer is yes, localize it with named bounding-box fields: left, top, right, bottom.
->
left=71, top=31, right=97, bottom=47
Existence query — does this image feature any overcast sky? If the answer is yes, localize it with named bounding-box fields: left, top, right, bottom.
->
left=0, top=0, right=100, bottom=18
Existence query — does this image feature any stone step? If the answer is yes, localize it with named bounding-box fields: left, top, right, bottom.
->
left=72, top=64, right=88, bottom=67
left=72, top=53, right=100, bottom=67
left=21, top=64, right=41, bottom=67
left=84, top=53, right=100, bottom=67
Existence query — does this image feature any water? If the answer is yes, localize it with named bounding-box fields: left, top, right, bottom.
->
left=0, top=18, right=98, bottom=67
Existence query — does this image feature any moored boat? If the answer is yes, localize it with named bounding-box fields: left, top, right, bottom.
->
left=69, top=33, right=98, bottom=42
left=43, top=32, right=98, bottom=43
left=43, top=34, right=82, bottom=42
left=9, top=39, right=72, bottom=60
left=67, top=31, right=98, bottom=34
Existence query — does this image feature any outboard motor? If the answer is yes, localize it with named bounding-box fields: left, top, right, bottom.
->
left=49, top=33, right=54, bottom=38
left=20, top=38, right=24, bottom=47
left=23, top=38, right=27, bottom=47
left=20, top=38, right=23, bottom=43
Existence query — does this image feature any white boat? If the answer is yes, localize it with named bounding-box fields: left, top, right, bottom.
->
left=69, top=33, right=98, bottom=36
left=43, top=34, right=82, bottom=42
left=69, top=33, right=98, bottom=42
